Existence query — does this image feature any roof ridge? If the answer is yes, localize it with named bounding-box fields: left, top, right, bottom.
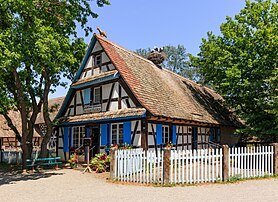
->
left=95, top=34, right=154, bottom=65
left=95, top=35, right=213, bottom=91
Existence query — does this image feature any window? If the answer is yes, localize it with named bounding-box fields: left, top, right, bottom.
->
left=111, top=123, right=124, bottom=144
left=93, top=87, right=101, bottom=104
left=162, top=125, right=169, bottom=144
left=94, top=54, right=102, bottom=66
left=72, top=126, right=86, bottom=148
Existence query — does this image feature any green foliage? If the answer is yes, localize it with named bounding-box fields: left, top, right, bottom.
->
left=68, top=154, right=78, bottom=169
left=0, top=0, right=109, bottom=163
left=191, top=0, right=278, bottom=141
left=135, top=45, right=201, bottom=82
left=90, top=153, right=110, bottom=173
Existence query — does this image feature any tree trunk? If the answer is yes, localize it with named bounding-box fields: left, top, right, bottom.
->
left=39, top=73, right=52, bottom=158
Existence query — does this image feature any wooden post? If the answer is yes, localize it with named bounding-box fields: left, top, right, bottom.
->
left=163, top=149, right=171, bottom=184
left=110, top=148, right=116, bottom=180
left=141, top=120, right=148, bottom=151
left=272, top=143, right=278, bottom=174
left=222, top=145, right=229, bottom=181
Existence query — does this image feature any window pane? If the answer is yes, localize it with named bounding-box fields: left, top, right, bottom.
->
left=94, top=54, right=101, bottom=66
left=94, top=87, right=101, bottom=104
left=112, top=124, right=117, bottom=144
left=162, top=126, right=169, bottom=144
left=118, top=124, right=124, bottom=144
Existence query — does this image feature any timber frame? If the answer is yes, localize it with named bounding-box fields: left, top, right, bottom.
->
left=54, top=33, right=241, bottom=161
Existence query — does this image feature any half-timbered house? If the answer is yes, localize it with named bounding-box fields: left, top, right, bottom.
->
left=0, top=96, right=64, bottom=151
left=56, top=34, right=242, bottom=160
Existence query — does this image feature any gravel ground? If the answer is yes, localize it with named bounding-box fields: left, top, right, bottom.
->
left=1, top=169, right=278, bottom=202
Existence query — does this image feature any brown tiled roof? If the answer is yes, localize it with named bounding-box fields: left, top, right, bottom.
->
left=35, top=96, right=65, bottom=124
left=60, top=108, right=146, bottom=123
left=0, top=111, right=40, bottom=138
left=0, top=97, right=64, bottom=138
left=72, top=70, right=118, bottom=86
left=96, top=35, right=241, bottom=127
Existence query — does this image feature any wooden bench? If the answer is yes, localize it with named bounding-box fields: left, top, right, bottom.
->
left=27, top=157, right=62, bottom=170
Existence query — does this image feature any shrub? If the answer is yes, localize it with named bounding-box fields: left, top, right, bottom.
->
left=68, top=154, right=78, bottom=169
left=90, top=153, right=110, bottom=173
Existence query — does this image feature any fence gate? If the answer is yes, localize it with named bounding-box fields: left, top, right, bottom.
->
left=114, top=149, right=164, bottom=184
left=170, top=148, right=223, bottom=184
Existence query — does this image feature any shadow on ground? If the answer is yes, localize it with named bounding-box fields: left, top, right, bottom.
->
left=0, top=163, right=64, bottom=186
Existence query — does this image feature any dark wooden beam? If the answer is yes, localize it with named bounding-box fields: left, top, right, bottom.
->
left=118, top=78, right=142, bottom=108
left=141, top=119, right=148, bottom=151
left=131, top=121, right=139, bottom=145
left=80, top=90, right=84, bottom=108
left=74, top=95, right=77, bottom=116
left=118, top=84, right=122, bottom=109
left=106, top=83, right=115, bottom=111
left=151, top=123, right=158, bottom=156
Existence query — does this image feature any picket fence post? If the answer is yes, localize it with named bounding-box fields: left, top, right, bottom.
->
left=110, top=148, right=117, bottom=180
left=222, top=145, right=229, bottom=181
left=163, top=149, right=171, bottom=184
left=272, top=143, right=278, bottom=175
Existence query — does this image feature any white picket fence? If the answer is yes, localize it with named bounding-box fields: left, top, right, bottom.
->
left=229, top=145, right=274, bottom=178
left=113, top=145, right=275, bottom=184
left=170, top=148, right=223, bottom=184
left=0, top=150, right=40, bottom=164
left=114, top=149, right=164, bottom=184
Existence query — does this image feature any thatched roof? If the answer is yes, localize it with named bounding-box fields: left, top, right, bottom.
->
left=35, top=96, right=64, bottom=124
left=60, top=108, right=146, bottom=124
left=95, top=35, right=242, bottom=127
left=0, top=96, right=64, bottom=138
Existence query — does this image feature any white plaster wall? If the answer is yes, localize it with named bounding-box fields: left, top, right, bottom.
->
left=108, top=64, right=115, bottom=70
left=92, top=41, right=102, bottom=53
left=102, top=83, right=112, bottom=100
left=76, top=106, right=83, bottom=115
left=93, top=68, right=100, bottom=75
left=102, top=103, right=107, bottom=111
left=112, top=82, right=119, bottom=98
left=131, top=121, right=141, bottom=147
left=133, top=133, right=141, bottom=147
left=129, top=99, right=136, bottom=107
left=121, top=86, right=128, bottom=97
left=121, top=100, right=127, bottom=109
left=102, top=52, right=109, bottom=63
left=110, top=101, right=118, bottom=111
left=101, top=65, right=107, bottom=72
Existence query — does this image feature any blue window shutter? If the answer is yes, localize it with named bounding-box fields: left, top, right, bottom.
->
left=63, top=127, right=69, bottom=152
left=101, top=124, right=108, bottom=146
left=156, top=124, right=162, bottom=145
left=83, top=88, right=91, bottom=105
left=123, top=121, right=131, bottom=144
left=172, top=125, right=176, bottom=144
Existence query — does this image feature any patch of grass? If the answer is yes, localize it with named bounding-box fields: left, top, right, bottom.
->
left=226, top=174, right=278, bottom=183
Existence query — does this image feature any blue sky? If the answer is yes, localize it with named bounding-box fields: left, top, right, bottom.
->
left=50, top=0, right=246, bottom=98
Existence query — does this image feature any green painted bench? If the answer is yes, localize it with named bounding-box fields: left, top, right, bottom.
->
left=27, top=157, right=62, bottom=170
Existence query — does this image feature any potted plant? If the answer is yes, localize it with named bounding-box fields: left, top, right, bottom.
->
left=164, top=141, right=173, bottom=150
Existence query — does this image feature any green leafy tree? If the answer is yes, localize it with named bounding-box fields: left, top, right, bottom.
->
left=0, top=0, right=109, bottom=168
left=136, top=45, right=200, bottom=82
left=191, top=0, right=278, bottom=141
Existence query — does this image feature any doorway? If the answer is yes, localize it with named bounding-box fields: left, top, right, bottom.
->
left=90, top=125, right=100, bottom=158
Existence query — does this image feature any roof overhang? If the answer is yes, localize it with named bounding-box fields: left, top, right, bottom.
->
left=57, top=108, right=146, bottom=127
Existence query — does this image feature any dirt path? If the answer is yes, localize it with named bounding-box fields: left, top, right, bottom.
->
left=1, top=169, right=278, bottom=202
